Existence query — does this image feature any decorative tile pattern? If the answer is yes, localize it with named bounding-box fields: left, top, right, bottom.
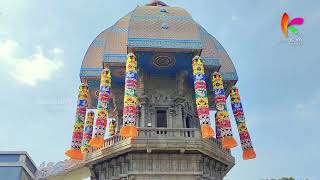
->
left=220, top=71, right=238, bottom=81
left=104, top=54, right=127, bottom=63
left=91, top=39, right=105, bottom=47
left=80, top=68, right=102, bottom=77
left=131, top=15, right=192, bottom=21
left=202, top=57, right=220, bottom=67
left=111, top=27, right=128, bottom=33
left=128, top=38, right=202, bottom=49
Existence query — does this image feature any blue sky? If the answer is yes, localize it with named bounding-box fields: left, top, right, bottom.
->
left=0, top=0, right=319, bottom=179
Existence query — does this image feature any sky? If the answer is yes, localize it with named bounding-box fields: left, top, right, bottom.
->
left=0, top=0, right=319, bottom=179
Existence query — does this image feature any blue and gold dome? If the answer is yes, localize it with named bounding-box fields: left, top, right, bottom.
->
left=80, top=1, right=238, bottom=108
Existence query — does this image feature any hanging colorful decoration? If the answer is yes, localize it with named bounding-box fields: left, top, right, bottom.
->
left=215, top=112, right=222, bottom=140
left=192, top=56, right=215, bottom=139
left=89, top=68, right=112, bottom=148
left=212, top=72, right=237, bottom=149
left=120, top=53, right=138, bottom=138
left=65, top=83, right=89, bottom=160
left=108, top=119, right=116, bottom=136
left=230, top=86, right=256, bottom=160
left=80, top=111, right=95, bottom=154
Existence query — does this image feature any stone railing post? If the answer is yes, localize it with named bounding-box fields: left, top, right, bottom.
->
left=194, top=128, right=201, bottom=139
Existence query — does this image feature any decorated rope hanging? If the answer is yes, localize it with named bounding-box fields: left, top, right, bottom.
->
left=215, top=112, right=222, bottom=140
left=80, top=111, right=95, bottom=154
left=65, top=83, right=89, bottom=160
left=192, top=56, right=214, bottom=139
left=120, top=53, right=138, bottom=138
left=89, top=68, right=112, bottom=148
left=230, top=86, right=256, bottom=160
left=212, top=72, right=237, bottom=149
left=109, top=119, right=116, bottom=136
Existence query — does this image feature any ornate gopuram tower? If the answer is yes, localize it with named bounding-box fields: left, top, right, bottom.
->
left=37, top=1, right=257, bottom=180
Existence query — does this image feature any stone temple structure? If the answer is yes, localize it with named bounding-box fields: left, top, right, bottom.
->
left=36, top=1, right=255, bottom=180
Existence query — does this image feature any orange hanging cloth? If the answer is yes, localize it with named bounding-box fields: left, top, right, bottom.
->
left=192, top=56, right=215, bottom=139
left=212, top=72, right=237, bottom=149
left=119, top=53, right=138, bottom=138
left=65, top=83, right=89, bottom=160
left=230, top=86, right=256, bottom=160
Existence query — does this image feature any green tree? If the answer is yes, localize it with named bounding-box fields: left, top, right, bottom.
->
left=279, top=177, right=295, bottom=180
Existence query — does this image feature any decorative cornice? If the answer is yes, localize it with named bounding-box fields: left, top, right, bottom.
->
left=91, top=39, right=105, bottom=47
left=104, top=53, right=127, bottom=63
left=35, top=159, right=86, bottom=179
left=201, top=57, right=221, bottom=67
left=80, top=68, right=102, bottom=77
left=128, top=38, right=203, bottom=49
left=220, top=71, right=238, bottom=81
left=111, top=27, right=128, bottom=33
left=131, top=15, right=193, bottom=21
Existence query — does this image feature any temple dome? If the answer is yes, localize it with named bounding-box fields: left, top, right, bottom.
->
left=80, top=3, right=237, bottom=82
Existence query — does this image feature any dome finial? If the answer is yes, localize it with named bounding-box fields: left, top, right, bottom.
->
left=146, top=0, right=168, bottom=6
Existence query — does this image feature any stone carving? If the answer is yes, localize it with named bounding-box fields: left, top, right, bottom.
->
left=35, top=159, right=85, bottom=179
left=91, top=153, right=226, bottom=180
left=176, top=70, right=188, bottom=96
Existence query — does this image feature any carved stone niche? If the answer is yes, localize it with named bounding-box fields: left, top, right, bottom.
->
left=90, top=152, right=228, bottom=180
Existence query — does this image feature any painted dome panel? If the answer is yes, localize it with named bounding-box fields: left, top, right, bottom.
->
left=80, top=28, right=111, bottom=77
left=104, top=14, right=131, bottom=64
left=197, top=24, right=237, bottom=81
left=82, top=28, right=111, bottom=69
left=198, top=25, right=219, bottom=58
left=127, top=6, right=202, bottom=49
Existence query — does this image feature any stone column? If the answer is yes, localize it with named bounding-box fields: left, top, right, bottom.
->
left=111, top=86, right=124, bottom=133
left=137, top=69, right=145, bottom=96
left=176, top=70, right=188, bottom=97
left=182, top=107, right=186, bottom=128
left=115, top=110, right=123, bottom=133
left=139, top=96, right=148, bottom=127
left=150, top=108, right=156, bottom=127
left=168, top=108, right=175, bottom=128
left=173, top=97, right=185, bottom=128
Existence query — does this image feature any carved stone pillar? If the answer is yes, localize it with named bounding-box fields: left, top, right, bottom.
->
left=173, top=97, right=185, bottom=128
left=137, top=69, right=145, bottom=97
left=89, top=165, right=97, bottom=180
left=176, top=70, right=188, bottom=97
left=150, top=107, right=156, bottom=127
left=139, top=96, right=148, bottom=127
left=113, top=110, right=122, bottom=133
left=168, top=108, right=175, bottom=128
left=182, top=107, right=186, bottom=128
left=111, top=86, right=124, bottom=133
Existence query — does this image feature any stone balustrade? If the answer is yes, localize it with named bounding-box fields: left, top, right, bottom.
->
left=137, top=127, right=201, bottom=139
left=89, top=128, right=230, bottom=155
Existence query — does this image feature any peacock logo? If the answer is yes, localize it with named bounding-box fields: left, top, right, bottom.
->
left=281, top=12, right=304, bottom=38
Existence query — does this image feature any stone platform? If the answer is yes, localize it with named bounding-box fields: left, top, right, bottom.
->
left=86, top=128, right=235, bottom=180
